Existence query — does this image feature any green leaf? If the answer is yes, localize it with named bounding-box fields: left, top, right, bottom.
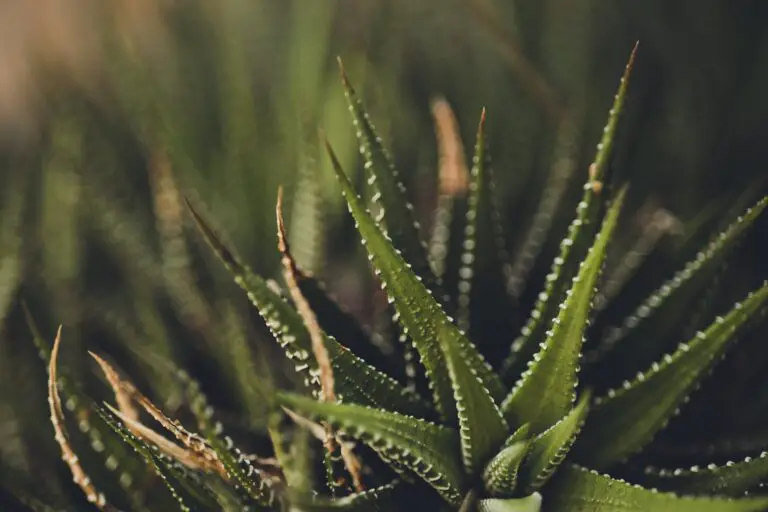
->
left=443, top=320, right=509, bottom=476
left=501, top=45, right=637, bottom=383
left=518, top=391, right=591, bottom=493
left=186, top=200, right=431, bottom=418
left=172, top=367, right=279, bottom=508
left=502, top=186, right=627, bottom=432
left=338, top=60, right=434, bottom=290
left=590, top=196, right=768, bottom=383
left=290, top=480, right=403, bottom=511
left=456, top=109, right=513, bottom=332
left=545, top=465, right=768, bottom=512
left=574, top=281, right=768, bottom=469
left=277, top=392, right=465, bottom=505
left=482, top=442, right=531, bottom=498
left=477, top=494, right=543, bottom=512
left=640, top=451, right=768, bottom=497
left=325, top=140, right=506, bottom=424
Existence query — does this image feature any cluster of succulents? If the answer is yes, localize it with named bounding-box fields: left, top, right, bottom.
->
left=14, top=44, right=768, bottom=512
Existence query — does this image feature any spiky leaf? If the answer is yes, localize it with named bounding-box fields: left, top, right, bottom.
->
left=291, top=480, right=403, bottom=511
left=277, top=392, right=465, bottom=505
left=187, top=200, right=431, bottom=418
left=641, top=451, right=768, bottom=497
left=482, top=442, right=530, bottom=498
left=575, top=281, right=768, bottom=469
left=518, top=391, right=591, bottom=493
left=591, top=196, right=768, bottom=382
left=545, top=465, right=768, bottom=512
left=501, top=44, right=637, bottom=382
left=96, top=406, right=214, bottom=512
left=443, top=321, right=509, bottom=475
left=477, top=494, right=543, bottom=512
left=502, top=187, right=626, bottom=432
left=325, top=140, right=506, bottom=423
left=338, top=60, right=434, bottom=289
left=172, top=367, right=280, bottom=508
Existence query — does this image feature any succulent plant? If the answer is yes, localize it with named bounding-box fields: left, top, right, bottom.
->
left=30, top=44, right=768, bottom=512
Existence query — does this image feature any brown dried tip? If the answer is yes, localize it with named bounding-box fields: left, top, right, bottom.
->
left=90, top=351, right=227, bottom=478
left=276, top=189, right=365, bottom=492
left=48, top=328, right=112, bottom=511
left=105, top=403, right=216, bottom=473
left=336, top=56, right=351, bottom=88
left=89, top=351, right=140, bottom=422
left=431, top=97, right=469, bottom=197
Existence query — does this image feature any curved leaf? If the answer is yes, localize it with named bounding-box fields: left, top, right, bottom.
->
left=277, top=392, right=465, bottom=505
left=501, top=44, right=637, bottom=383
left=502, top=187, right=626, bottom=432
left=518, top=391, right=591, bottom=493
left=291, top=480, right=404, bottom=511
left=443, top=321, right=509, bottom=476
left=186, top=200, right=431, bottom=418
left=590, top=196, right=768, bottom=383
left=338, top=60, right=434, bottom=290
left=477, top=494, right=543, bottom=512
left=482, top=442, right=530, bottom=498
left=545, top=465, right=768, bottom=512
left=575, top=281, right=768, bottom=469
left=641, top=451, right=768, bottom=497
left=97, top=405, right=215, bottom=512
left=325, top=140, right=506, bottom=423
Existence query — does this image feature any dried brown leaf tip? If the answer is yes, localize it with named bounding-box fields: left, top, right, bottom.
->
left=89, top=351, right=226, bottom=478
left=48, top=327, right=113, bottom=511
left=276, top=187, right=365, bottom=492
left=431, top=96, right=469, bottom=197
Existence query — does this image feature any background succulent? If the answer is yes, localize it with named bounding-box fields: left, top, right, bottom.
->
left=10, top=45, right=768, bottom=511
left=2, top=1, right=768, bottom=511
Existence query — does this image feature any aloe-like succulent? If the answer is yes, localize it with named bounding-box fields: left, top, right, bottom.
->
left=37, top=45, right=768, bottom=512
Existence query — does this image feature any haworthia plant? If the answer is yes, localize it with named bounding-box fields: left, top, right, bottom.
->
left=32, top=45, right=768, bottom=511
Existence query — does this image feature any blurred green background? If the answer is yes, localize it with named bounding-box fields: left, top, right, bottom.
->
left=1, top=0, right=767, bottom=508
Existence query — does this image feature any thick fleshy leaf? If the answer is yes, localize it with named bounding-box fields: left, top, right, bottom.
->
left=482, top=442, right=531, bottom=498
left=545, top=465, right=768, bottom=512
left=187, top=200, right=431, bottom=418
left=443, top=320, right=509, bottom=476
left=338, top=60, right=434, bottom=290
left=456, top=109, right=516, bottom=362
left=501, top=44, right=637, bottom=383
left=574, top=282, right=768, bottom=469
left=325, top=140, right=506, bottom=423
left=590, top=196, right=768, bottom=383
left=277, top=392, right=465, bottom=505
left=518, top=391, right=591, bottom=493
left=477, top=494, right=543, bottom=512
left=502, top=187, right=626, bottom=432
left=640, top=451, right=768, bottom=497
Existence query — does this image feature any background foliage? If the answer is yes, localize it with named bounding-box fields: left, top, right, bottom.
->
left=0, top=0, right=766, bottom=508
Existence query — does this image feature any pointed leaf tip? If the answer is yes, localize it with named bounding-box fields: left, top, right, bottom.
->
left=328, top=137, right=507, bottom=422
left=502, top=186, right=627, bottom=432
left=576, top=280, right=768, bottom=469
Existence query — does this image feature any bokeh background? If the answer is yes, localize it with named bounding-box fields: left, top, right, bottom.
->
left=1, top=0, right=767, bottom=508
